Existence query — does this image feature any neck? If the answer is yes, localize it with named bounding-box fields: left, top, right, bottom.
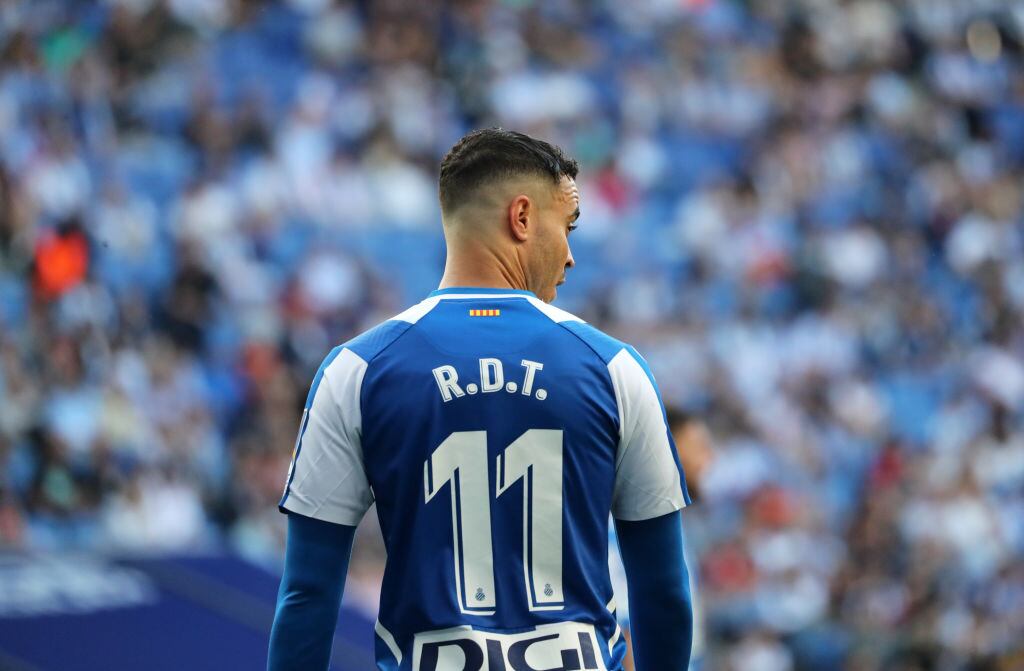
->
left=438, top=239, right=528, bottom=292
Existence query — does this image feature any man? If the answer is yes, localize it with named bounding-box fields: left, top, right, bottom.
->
left=268, top=128, right=693, bottom=671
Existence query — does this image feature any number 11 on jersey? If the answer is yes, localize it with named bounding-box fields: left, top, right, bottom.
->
left=424, top=429, right=565, bottom=616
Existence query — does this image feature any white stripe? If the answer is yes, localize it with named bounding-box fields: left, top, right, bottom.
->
left=608, top=348, right=629, bottom=470
left=391, top=296, right=442, bottom=323
left=606, top=595, right=622, bottom=654
left=526, top=296, right=584, bottom=323
left=375, top=620, right=402, bottom=664
left=609, top=623, right=622, bottom=653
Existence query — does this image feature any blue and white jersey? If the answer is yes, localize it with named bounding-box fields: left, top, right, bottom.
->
left=280, top=287, right=691, bottom=671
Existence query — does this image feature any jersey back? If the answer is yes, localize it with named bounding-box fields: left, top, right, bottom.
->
left=280, top=288, right=690, bottom=671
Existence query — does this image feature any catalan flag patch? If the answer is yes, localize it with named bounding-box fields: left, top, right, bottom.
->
left=469, top=309, right=501, bottom=317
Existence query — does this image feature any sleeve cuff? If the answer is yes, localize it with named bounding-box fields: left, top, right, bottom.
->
left=611, top=496, right=686, bottom=522
left=280, top=494, right=365, bottom=527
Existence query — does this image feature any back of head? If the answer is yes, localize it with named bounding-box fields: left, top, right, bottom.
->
left=438, top=127, right=579, bottom=218
left=437, top=128, right=581, bottom=303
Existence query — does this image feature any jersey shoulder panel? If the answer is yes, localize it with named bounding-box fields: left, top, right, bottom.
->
left=523, top=296, right=584, bottom=325
left=529, top=300, right=632, bottom=366
left=558, top=321, right=632, bottom=365
left=522, top=298, right=649, bottom=399
left=556, top=316, right=657, bottom=392
left=342, top=296, right=442, bottom=364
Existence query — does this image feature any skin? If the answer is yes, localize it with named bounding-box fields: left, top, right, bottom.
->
left=623, top=631, right=636, bottom=671
left=438, top=174, right=580, bottom=302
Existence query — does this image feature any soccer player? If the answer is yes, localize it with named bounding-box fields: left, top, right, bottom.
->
left=268, top=128, right=694, bottom=671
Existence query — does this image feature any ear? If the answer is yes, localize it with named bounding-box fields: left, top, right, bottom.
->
left=507, top=194, right=531, bottom=243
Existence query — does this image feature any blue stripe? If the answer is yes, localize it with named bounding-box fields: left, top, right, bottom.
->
left=279, top=346, right=344, bottom=508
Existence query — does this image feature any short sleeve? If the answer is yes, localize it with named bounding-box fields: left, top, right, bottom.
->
left=279, top=347, right=374, bottom=526
left=608, top=347, right=689, bottom=521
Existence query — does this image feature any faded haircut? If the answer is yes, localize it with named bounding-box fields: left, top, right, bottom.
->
left=438, top=127, right=579, bottom=215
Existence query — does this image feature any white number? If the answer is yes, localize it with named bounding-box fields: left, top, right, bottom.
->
left=423, top=429, right=564, bottom=614
left=424, top=431, right=495, bottom=615
left=496, top=430, right=564, bottom=610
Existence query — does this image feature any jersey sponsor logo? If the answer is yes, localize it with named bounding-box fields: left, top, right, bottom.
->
left=469, top=309, right=501, bottom=317
left=432, top=359, right=547, bottom=402
left=412, top=622, right=607, bottom=671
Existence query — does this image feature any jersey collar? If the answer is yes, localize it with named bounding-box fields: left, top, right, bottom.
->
left=429, top=287, right=536, bottom=298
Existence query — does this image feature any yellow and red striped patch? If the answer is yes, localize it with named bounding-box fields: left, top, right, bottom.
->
left=469, top=309, right=501, bottom=317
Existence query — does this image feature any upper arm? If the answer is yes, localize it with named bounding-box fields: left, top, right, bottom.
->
left=279, top=347, right=375, bottom=526
left=281, top=512, right=357, bottom=590
left=608, top=347, right=690, bottom=521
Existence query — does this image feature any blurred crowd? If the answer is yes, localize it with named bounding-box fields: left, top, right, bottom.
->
left=1, top=0, right=1023, bottom=669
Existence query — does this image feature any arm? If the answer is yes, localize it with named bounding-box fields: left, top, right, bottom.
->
left=615, top=510, right=692, bottom=671
left=268, top=512, right=356, bottom=671
left=271, top=347, right=373, bottom=666
left=606, top=346, right=693, bottom=668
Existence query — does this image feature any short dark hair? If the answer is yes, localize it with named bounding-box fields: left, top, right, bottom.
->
left=438, top=127, right=579, bottom=214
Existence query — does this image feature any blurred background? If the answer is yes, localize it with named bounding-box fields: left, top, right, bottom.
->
left=1, top=0, right=1023, bottom=669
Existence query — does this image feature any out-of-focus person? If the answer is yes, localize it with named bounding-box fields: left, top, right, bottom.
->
left=614, top=407, right=714, bottom=670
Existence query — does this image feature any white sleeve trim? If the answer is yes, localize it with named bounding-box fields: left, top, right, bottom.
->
left=607, top=348, right=686, bottom=521
left=282, top=348, right=374, bottom=526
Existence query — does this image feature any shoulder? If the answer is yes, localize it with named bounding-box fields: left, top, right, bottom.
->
left=524, top=297, right=641, bottom=367
left=525, top=301, right=660, bottom=392
left=310, top=298, right=440, bottom=402
left=336, top=296, right=443, bottom=364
